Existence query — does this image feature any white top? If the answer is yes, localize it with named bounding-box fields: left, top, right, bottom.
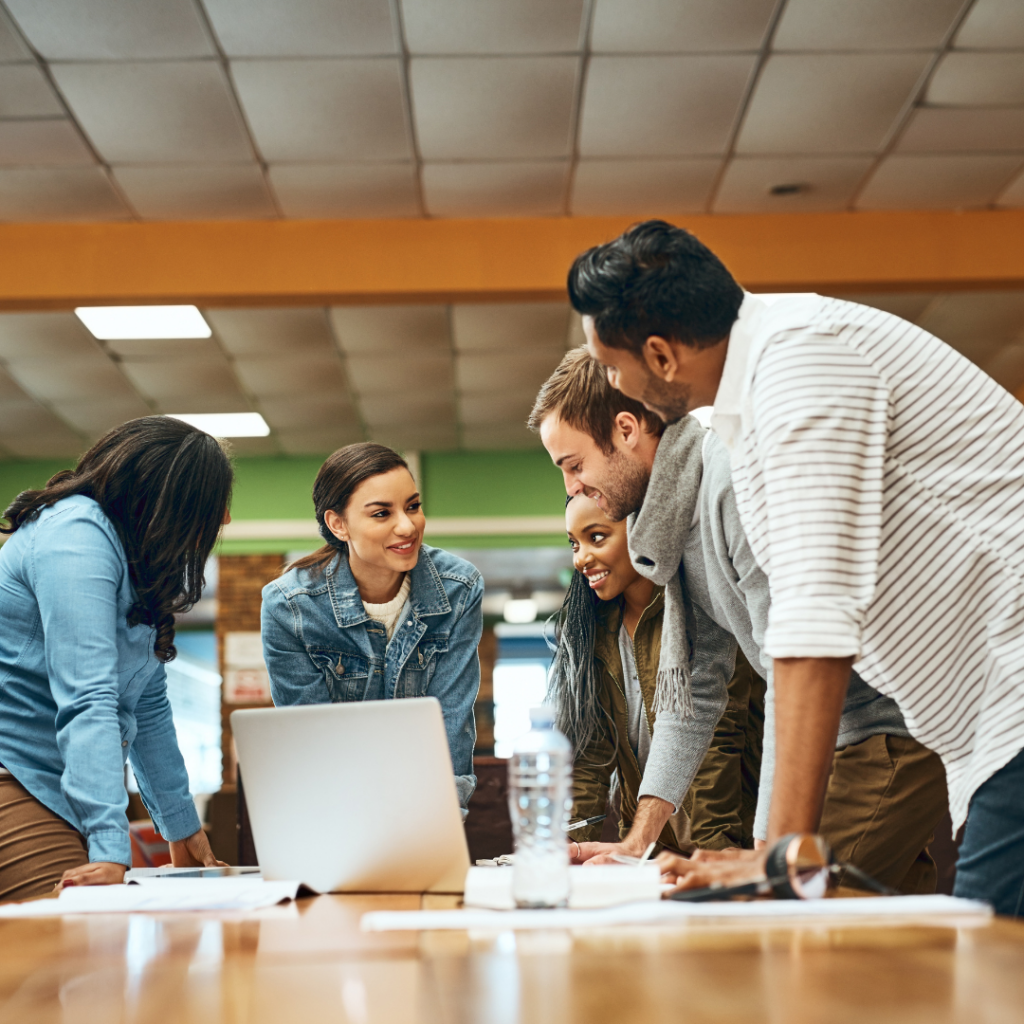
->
left=713, top=291, right=1024, bottom=829
left=618, top=623, right=651, bottom=772
left=362, top=575, right=411, bottom=641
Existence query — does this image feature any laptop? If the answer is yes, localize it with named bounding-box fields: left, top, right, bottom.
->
left=230, top=697, right=471, bottom=894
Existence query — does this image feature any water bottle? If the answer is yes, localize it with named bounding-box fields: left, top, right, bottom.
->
left=508, top=705, right=573, bottom=908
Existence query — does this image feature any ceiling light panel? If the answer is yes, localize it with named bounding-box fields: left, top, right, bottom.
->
left=736, top=54, right=931, bottom=155
left=203, top=0, right=397, bottom=57
left=51, top=62, right=254, bottom=163
left=346, top=354, right=455, bottom=394
left=53, top=396, right=153, bottom=436
left=411, top=57, right=577, bottom=160
left=231, top=59, right=411, bottom=162
left=233, top=355, right=349, bottom=397
left=591, top=0, right=775, bottom=53
left=0, top=65, right=65, bottom=118
left=0, top=313, right=102, bottom=359
left=456, top=351, right=563, bottom=392
left=896, top=109, right=1024, bottom=153
left=571, top=159, right=719, bottom=215
left=121, top=358, right=242, bottom=400
left=713, top=157, right=873, bottom=213
left=926, top=53, right=1024, bottom=108
left=772, top=0, right=963, bottom=51
left=402, top=0, right=585, bottom=54
left=206, top=308, right=336, bottom=356
left=268, top=163, right=420, bottom=219
left=258, top=395, right=361, bottom=430
left=0, top=122, right=94, bottom=167
left=330, top=306, right=451, bottom=354
left=579, top=56, right=756, bottom=158
left=75, top=305, right=211, bottom=340
left=4, top=0, right=215, bottom=59
left=857, top=154, right=1024, bottom=210
left=277, top=425, right=365, bottom=455
left=954, top=0, right=1024, bottom=49
left=0, top=168, right=129, bottom=222
left=112, top=165, right=276, bottom=221
left=168, top=412, right=270, bottom=437
left=422, top=161, right=567, bottom=217
left=5, top=357, right=136, bottom=402
left=359, top=395, right=456, bottom=427
left=452, top=304, right=569, bottom=352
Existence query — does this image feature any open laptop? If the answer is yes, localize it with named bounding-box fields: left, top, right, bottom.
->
left=230, top=697, right=470, bottom=894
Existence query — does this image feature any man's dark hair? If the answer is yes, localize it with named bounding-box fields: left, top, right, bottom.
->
left=567, top=220, right=744, bottom=353
left=528, top=347, right=665, bottom=453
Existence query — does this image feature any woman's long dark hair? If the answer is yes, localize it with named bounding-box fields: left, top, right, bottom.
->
left=288, top=443, right=409, bottom=576
left=1, top=416, right=232, bottom=663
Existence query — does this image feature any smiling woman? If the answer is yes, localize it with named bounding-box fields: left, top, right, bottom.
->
left=260, top=443, right=484, bottom=811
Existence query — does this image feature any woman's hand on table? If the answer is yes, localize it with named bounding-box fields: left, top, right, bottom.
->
left=170, top=828, right=227, bottom=869
left=59, top=861, right=127, bottom=888
left=656, top=848, right=767, bottom=892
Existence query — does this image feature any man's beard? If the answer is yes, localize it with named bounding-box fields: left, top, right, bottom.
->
left=641, top=373, right=691, bottom=424
left=589, top=448, right=650, bottom=522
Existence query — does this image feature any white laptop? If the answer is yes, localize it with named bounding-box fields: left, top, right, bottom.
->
left=231, top=697, right=470, bottom=894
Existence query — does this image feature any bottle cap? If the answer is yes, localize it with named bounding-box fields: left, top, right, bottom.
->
left=529, top=704, right=556, bottom=728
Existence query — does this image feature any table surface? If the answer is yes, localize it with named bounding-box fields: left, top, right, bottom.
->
left=2, top=893, right=1023, bottom=1024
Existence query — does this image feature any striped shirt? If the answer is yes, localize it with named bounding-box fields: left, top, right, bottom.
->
left=711, top=293, right=1024, bottom=829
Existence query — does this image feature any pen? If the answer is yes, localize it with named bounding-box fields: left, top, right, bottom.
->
left=608, top=842, right=657, bottom=865
left=564, top=814, right=607, bottom=832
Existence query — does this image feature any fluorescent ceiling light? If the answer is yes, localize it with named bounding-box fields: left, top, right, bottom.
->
left=75, top=305, right=211, bottom=340
left=503, top=598, right=538, bottom=624
left=167, top=413, right=270, bottom=437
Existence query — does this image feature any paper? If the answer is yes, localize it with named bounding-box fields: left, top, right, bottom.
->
left=361, top=894, right=993, bottom=932
left=0, top=878, right=301, bottom=917
left=464, top=865, right=661, bottom=910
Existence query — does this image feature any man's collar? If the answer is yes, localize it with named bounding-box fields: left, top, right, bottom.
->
left=709, top=292, right=767, bottom=449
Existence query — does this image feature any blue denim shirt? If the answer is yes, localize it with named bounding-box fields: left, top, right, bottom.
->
left=0, top=495, right=200, bottom=866
left=261, top=544, right=483, bottom=808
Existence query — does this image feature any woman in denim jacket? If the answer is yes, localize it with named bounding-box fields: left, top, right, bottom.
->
left=0, top=417, right=231, bottom=900
left=262, top=444, right=483, bottom=810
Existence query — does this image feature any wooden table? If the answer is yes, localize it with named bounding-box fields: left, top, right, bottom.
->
left=2, top=894, right=1023, bottom=1023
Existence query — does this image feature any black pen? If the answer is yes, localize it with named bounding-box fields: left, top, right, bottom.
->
left=564, top=814, right=607, bottom=832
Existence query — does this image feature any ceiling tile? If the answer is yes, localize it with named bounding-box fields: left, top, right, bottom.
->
left=0, top=167, right=129, bottom=221
left=999, top=167, right=1024, bottom=207
left=955, top=0, right=1024, bottom=49
left=371, top=425, right=459, bottom=450
left=228, top=436, right=284, bottom=456
left=422, top=161, right=567, bottom=217
left=411, top=57, right=577, bottom=160
left=269, top=163, right=420, bottom=218
left=590, top=0, right=775, bottom=53
left=107, top=338, right=225, bottom=359
left=452, top=303, right=569, bottom=352
left=572, top=158, right=719, bottom=214
left=330, top=305, right=451, bottom=354
left=0, top=121, right=94, bottom=166
left=982, top=342, right=1024, bottom=392
left=51, top=62, right=254, bottom=163
left=896, top=108, right=1024, bottom=153
left=461, top=424, right=540, bottom=449
left=277, top=425, right=364, bottom=454
left=54, top=395, right=152, bottom=435
left=917, top=292, right=1024, bottom=351
left=0, top=313, right=99, bottom=358
left=832, top=293, right=937, bottom=323
left=206, top=308, right=335, bottom=356
left=234, top=355, right=348, bottom=397
left=926, top=53, right=1024, bottom=107
left=0, top=65, right=64, bottom=117
left=121, top=358, right=243, bottom=399
left=457, top=351, right=563, bottom=392
left=773, top=0, right=963, bottom=51
left=2, top=428, right=86, bottom=459
left=0, top=365, right=26, bottom=400
left=6, top=357, right=136, bottom=401
left=713, top=157, right=873, bottom=213
left=0, top=397, right=63, bottom=435
left=579, top=56, right=754, bottom=158
left=204, top=0, right=396, bottom=57
left=736, top=54, right=930, bottom=155
left=153, top=394, right=252, bottom=415
left=259, top=395, right=360, bottom=430
left=0, top=7, right=31, bottom=61
left=112, top=165, right=276, bottom=220
left=857, top=154, right=1024, bottom=209
left=4, top=0, right=214, bottom=59
left=402, top=0, right=584, bottom=54
left=459, top=392, right=535, bottom=425
left=359, top=395, right=456, bottom=427
left=347, top=354, right=454, bottom=394
left=232, top=59, right=410, bottom=162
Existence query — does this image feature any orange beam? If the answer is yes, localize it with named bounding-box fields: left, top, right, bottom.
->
left=0, top=210, right=1023, bottom=310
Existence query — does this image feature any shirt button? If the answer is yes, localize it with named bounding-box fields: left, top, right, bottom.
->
left=121, top=741, right=128, bottom=748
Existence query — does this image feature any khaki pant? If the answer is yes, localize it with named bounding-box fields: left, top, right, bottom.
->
left=0, top=774, right=88, bottom=902
left=820, top=733, right=949, bottom=895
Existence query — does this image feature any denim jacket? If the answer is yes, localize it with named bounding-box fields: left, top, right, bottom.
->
left=261, top=544, right=483, bottom=808
left=0, top=495, right=201, bottom=866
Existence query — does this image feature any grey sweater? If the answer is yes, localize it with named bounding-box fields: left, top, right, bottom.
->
left=678, top=430, right=909, bottom=840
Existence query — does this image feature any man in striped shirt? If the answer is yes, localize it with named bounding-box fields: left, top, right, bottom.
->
left=569, top=220, right=1024, bottom=916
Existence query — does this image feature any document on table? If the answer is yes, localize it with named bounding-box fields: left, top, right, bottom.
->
left=0, top=878, right=301, bottom=917
left=361, top=894, right=993, bottom=932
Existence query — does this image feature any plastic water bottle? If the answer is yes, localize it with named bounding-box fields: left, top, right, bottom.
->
left=508, top=705, right=573, bottom=908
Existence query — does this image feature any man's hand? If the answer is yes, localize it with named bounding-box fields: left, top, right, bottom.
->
left=656, top=848, right=767, bottom=892
left=59, top=861, right=127, bottom=888
left=573, top=795, right=674, bottom=865
left=169, top=828, right=226, bottom=869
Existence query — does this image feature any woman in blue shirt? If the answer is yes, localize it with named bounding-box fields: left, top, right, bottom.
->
left=262, top=443, right=483, bottom=809
left=0, top=416, right=232, bottom=900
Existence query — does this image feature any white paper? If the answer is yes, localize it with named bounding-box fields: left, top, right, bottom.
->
left=361, top=894, right=993, bottom=932
left=464, top=865, right=661, bottom=910
left=0, top=878, right=301, bottom=917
